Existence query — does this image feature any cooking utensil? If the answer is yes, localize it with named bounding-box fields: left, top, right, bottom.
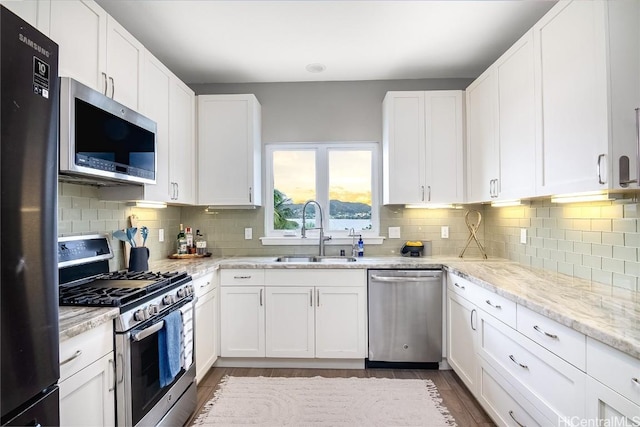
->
left=113, top=229, right=128, bottom=243
left=126, top=227, right=137, bottom=247
left=140, top=226, right=149, bottom=247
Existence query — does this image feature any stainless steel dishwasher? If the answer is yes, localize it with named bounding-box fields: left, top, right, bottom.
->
left=367, top=269, right=443, bottom=368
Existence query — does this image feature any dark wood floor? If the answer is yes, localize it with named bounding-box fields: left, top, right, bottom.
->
left=187, top=367, right=496, bottom=426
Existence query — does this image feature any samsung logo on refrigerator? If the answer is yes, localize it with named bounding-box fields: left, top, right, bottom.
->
left=59, top=77, right=157, bottom=185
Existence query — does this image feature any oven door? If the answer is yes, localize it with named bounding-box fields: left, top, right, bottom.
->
left=115, top=299, right=194, bottom=427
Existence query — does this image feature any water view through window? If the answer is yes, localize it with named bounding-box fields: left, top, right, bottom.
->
left=272, top=149, right=372, bottom=232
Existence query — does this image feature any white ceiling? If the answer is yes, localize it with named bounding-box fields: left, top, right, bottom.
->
left=95, top=0, right=556, bottom=85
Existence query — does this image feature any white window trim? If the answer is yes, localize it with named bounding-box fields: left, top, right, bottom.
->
left=261, top=141, right=384, bottom=245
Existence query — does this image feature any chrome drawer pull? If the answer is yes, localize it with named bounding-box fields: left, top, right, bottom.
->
left=632, top=377, right=640, bottom=386
left=60, top=350, right=82, bottom=366
left=485, top=299, right=502, bottom=309
left=454, top=282, right=465, bottom=290
left=533, top=325, right=558, bottom=340
left=508, top=410, right=526, bottom=427
left=509, top=354, right=529, bottom=369
left=233, top=276, right=252, bottom=279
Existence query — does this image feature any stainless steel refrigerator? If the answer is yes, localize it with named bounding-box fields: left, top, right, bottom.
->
left=0, top=6, right=60, bottom=426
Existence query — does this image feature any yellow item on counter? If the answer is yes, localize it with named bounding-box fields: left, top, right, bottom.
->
left=405, top=241, right=424, bottom=247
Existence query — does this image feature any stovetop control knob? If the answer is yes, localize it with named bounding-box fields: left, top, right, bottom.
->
left=148, top=304, right=160, bottom=315
left=162, top=295, right=174, bottom=305
left=176, top=288, right=186, bottom=298
left=134, top=308, right=148, bottom=322
left=187, top=284, right=194, bottom=295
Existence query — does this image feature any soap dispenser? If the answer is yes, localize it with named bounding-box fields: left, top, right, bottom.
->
left=357, top=237, right=364, bottom=257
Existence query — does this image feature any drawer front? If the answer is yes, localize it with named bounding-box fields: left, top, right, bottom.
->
left=517, top=305, right=586, bottom=370
left=478, top=358, right=551, bottom=427
left=220, top=269, right=265, bottom=285
left=265, top=269, right=365, bottom=286
left=587, top=338, right=640, bottom=406
left=60, top=321, right=113, bottom=381
left=193, top=272, right=216, bottom=298
left=448, top=273, right=516, bottom=328
left=479, top=311, right=586, bottom=420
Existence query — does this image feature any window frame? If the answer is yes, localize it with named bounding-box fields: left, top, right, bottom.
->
left=264, top=141, right=380, bottom=239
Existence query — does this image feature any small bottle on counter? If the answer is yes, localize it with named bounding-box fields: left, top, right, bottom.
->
left=177, top=224, right=187, bottom=255
left=357, top=237, right=364, bottom=257
left=185, top=227, right=195, bottom=253
left=195, top=230, right=207, bottom=255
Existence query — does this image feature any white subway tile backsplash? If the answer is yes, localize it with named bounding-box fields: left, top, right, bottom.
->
left=602, top=257, right=625, bottom=274
left=612, top=246, right=638, bottom=262
left=591, top=244, right=613, bottom=258
left=582, top=231, right=602, bottom=244
left=613, top=219, right=637, bottom=233
left=602, top=232, right=625, bottom=246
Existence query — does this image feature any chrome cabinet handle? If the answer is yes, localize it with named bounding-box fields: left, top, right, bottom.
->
left=508, top=410, right=526, bottom=427
left=470, top=308, right=477, bottom=331
left=454, top=282, right=465, bottom=290
left=485, top=299, right=502, bottom=309
left=636, top=108, right=640, bottom=186
left=60, top=350, right=82, bottom=366
left=427, top=185, right=431, bottom=202
left=310, top=289, right=313, bottom=307
left=109, top=76, right=115, bottom=99
left=317, top=289, right=320, bottom=307
left=533, top=325, right=558, bottom=340
left=233, top=275, right=251, bottom=279
left=101, top=72, right=108, bottom=95
left=108, top=358, right=116, bottom=392
left=249, top=187, right=252, bottom=203
left=176, top=183, right=179, bottom=200
left=597, top=153, right=606, bottom=184
left=509, top=354, right=529, bottom=369
left=632, top=377, right=640, bottom=386
left=421, top=185, right=425, bottom=202
left=259, top=289, right=263, bottom=306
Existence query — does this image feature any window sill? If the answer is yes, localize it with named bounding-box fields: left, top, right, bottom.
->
left=259, top=236, right=385, bottom=246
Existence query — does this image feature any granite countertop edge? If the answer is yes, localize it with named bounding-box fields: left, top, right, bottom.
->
left=60, top=255, right=640, bottom=360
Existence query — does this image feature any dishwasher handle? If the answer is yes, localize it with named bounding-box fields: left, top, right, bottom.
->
left=369, top=274, right=441, bottom=282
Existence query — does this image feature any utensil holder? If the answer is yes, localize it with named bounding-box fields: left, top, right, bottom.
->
left=129, top=247, right=149, bottom=272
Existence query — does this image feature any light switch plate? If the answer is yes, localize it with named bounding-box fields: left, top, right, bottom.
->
left=245, top=228, right=253, bottom=240
left=388, top=227, right=401, bottom=239
left=441, top=226, right=449, bottom=239
left=520, top=228, right=527, bottom=244
left=158, top=229, right=164, bottom=242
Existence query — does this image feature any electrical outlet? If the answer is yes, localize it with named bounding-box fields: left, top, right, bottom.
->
left=520, top=228, right=527, bottom=244
left=441, top=226, right=449, bottom=239
left=388, top=227, right=401, bottom=239
left=158, top=229, right=164, bottom=242
left=245, top=228, right=253, bottom=240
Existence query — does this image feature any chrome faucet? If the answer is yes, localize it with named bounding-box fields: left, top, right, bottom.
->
left=301, top=200, right=332, bottom=256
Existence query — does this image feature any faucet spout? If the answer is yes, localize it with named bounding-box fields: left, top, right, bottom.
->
left=301, top=200, right=330, bottom=256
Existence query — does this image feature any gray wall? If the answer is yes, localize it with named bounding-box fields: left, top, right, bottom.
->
left=191, top=78, right=472, bottom=143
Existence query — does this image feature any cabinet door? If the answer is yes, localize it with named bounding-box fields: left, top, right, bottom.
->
left=195, top=289, right=216, bottom=383
left=1, top=0, right=49, bottom=32
left=265, top=286, right=314, bottom=358
left=105, top=15, right=143, bottom=110
left=586, top=376, right=640, bottom=427
left=382, top=91, right=426, bottom=205
left=169, top=78, right=195, bottom=204
left=59, top=353, right=115, bottom=427
left=50, top=0, right=107, bottom=93
left=425, top=91, right=465, bottom=204
left=197, top=94, right=262, bottom=206
left=495, top=31, right=537, bottom=200
left=446, top=289, right=479, bottom=395
left=220, top=286, right=265, bottom=357
left=139, top=51, right=171, bottom=202
left=315, top=286, right=366, bottom=359
left=534, top=0, right=609, bottom=195
left=466, top=70, right=498, bottom=203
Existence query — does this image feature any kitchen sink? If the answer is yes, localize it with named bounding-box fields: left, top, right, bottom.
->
left=275, top=256, right=357, bottom=263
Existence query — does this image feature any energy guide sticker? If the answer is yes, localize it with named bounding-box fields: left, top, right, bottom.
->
left=33, top=57, right=50, bottom=99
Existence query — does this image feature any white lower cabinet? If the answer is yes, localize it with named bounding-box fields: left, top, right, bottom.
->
left=586, top=376, right=640, bottom=427
left=220, top=269, right=367, bottom=360
left=59, top=322, right=115, bottom=427
left=446, top=286, right=479, bottom=395
left=194, top=272, right=218, bottom=383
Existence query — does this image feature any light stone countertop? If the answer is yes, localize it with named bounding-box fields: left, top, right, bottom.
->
left=59, top=306, right=119, bottom=342
left=59, top=255, right=640, bottom=360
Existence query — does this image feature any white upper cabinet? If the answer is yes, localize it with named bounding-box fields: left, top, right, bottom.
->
left=50, top=0, right=143, bottom=110
left=466, top=71, right=498, bottom=203
left=382, top=90, right=465, bottom=205
left=169, top=78, right=196, bottom=204
left=534, top=0, right=640, bottom=195
left=1, top=0, right=50, bottom=33
left=197, top=94, right=262, bottom=207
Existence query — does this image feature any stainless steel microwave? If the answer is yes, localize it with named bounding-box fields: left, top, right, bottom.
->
left=59, top=77, right=156, bottom=185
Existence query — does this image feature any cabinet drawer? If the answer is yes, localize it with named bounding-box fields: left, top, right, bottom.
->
left=220, top=269, right=264, bottom=285
left=193, top=272, right=216, bottom=298
left=517, top=305, right=586, bottom=370
left=478, top=358, right=551, bottom=427
left=265, top=269, right=365, bottom=286
left=587, top=338, right=640, bottom=406
left=60, top=322, right=113, bottom=382
left=479, top=311, right=586, bottom=421
left=447, top=273, right=516, bottom=328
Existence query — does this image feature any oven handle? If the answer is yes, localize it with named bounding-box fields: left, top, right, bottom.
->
left=132, top=321, right=164, bottom=342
